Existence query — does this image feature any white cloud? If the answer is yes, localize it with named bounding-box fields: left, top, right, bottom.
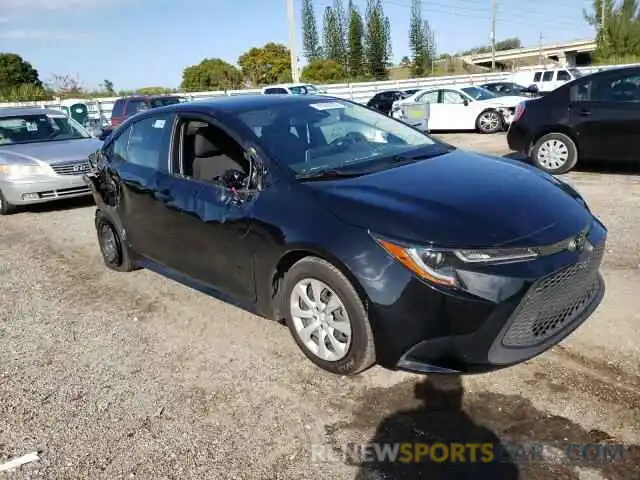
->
left=0, top=29, right=87, bottom=40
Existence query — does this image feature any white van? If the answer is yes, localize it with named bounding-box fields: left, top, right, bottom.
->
left=512, top=67, right=583, bottom=94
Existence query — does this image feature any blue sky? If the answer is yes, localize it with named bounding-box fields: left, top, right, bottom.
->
left=0, top=0, right=596, bottom=91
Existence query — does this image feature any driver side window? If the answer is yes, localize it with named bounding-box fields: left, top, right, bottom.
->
left=175, top=119, right=250, bottom=186
left=442, top=90, right=466, bottom=104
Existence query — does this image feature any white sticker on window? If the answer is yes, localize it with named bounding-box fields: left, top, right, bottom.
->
left=152, top=119, right=166, bottom=129
left=309, top=102, right=345, bottom=110
left=25, top=122, right=38, bottom=132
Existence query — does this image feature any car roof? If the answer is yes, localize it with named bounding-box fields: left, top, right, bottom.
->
left=116, top=94, right=183, bottom=101
left=0, top=107, right=65, bottom=117
left=264, top=83, right=315, bottom=88
left=120, top=94, right=345, bottom=118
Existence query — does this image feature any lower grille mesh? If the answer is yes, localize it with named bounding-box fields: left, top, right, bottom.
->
left=502, top=242, right=605, bottom=348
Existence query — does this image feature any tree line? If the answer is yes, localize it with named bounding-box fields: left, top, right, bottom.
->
left=585, top=0, right=640, bottom=62
left=4, top=0, right=635, bottom=102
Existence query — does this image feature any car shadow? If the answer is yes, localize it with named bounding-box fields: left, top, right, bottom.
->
left=10, top=196, right=95, bottom=215
left=320, top=374, right=640, bottom=480
left=503, top=152, right=640, bottom=175
left=352, top=375, right=520, bottom=479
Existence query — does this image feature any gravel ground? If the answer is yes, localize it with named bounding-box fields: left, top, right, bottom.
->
left=1, top=132, right=639, bottom=480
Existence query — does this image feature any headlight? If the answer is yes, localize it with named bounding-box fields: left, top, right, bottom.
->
left=454, top=248, right=538, bottom=263
left=375, top=236, right=540, bottom=288
left=0, top=164, right=46, bottom=179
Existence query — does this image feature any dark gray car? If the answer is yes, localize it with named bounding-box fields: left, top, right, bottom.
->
left=0, top=107, right=102, bottom=214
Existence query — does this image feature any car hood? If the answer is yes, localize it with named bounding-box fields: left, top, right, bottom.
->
left=0, top=138, right=102, bottom=165
left=478, top=95, right=529, bottom=108
left=305, top=149, right=592, bottom=249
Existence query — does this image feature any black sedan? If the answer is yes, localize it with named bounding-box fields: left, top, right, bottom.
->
left=508, top=66, right=640, bottom=174
left=366, top=90, right=408, bottom=115
left=481, top=81, right=538, bottom=97
left=86, top=94, right=607, bottom=376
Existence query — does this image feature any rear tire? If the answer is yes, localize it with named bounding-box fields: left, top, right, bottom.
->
left=531, top=132, right=578, bottom=174
left=0, top=189, right=15, bottom=215
left=281, top=256, right=376, bottom=376
left=95, top=210, right=137, bottom=272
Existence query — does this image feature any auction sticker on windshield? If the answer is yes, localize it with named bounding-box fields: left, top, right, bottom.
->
left=310, top=102, right=346, bottom=111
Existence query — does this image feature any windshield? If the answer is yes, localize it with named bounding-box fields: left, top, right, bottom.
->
left=461, top=86, right=498, bottom=101
left=0, top=113, right=90, bottom=146
left=233, top=98, right=446, bottom=178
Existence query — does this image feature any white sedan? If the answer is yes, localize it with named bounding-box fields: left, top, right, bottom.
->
left=392, top=85, right=529, bottom=133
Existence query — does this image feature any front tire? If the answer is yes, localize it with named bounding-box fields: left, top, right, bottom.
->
left=282, top=257, right=376, bottom=376
left=476, top=109, right=503, bottom=134
left=0, top=189, right=15, bottom=215
left=95, top=210, right=137, bottom=272
left=531, top=132, right=578, bottom=174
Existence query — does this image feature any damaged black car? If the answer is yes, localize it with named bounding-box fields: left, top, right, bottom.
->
left=85, top=95, right=607, bottom=376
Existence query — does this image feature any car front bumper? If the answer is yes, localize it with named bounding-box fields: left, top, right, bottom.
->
left=366, top=221, right=607, bottom=374
left=0, top=175, right=91, bottom=205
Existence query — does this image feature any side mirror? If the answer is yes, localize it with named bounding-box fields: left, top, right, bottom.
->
left=222, top=169, right=248, bottom=190
left=463, top=99, right=469, bottom=106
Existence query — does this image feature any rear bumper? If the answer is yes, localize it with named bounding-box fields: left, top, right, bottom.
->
left=506, top=122, right=533, bottom=154
left=0, top=176, right=91, bottom=205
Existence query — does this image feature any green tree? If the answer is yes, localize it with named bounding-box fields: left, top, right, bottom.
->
left=364, top=0, right=391, bottom=79
left=423, top=20, right=436, bottom=73
left=238, top=43, right=292, bottom=86
left=102, top=79, right=115, bottom=95
left=585, top=0, right=640, bottom=60
left=409, top=0, right=426, bottom=76
left=0, top=53, right=43, bottom=95
left=323, top=6, right=343, bottom=64
left=136, top=86, right=177, bottom=95
left=302, top=0, right=322, bottom=61
left=333, top=0, right=348, bottom=68
left=347, top=0, right=365, bottom=77
left=301, top=59, right=346, bottom=83
left=400, top=56, right=411, bottom=67
left=461, top=37, right=521, bottom=56
left=181, top=58, right=243, bottom=92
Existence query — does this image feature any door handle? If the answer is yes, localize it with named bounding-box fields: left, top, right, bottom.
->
left=577, top=109, right=592, bottom=117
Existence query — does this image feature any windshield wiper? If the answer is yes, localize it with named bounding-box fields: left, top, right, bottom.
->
left=296, top=169, right=365, bottom=181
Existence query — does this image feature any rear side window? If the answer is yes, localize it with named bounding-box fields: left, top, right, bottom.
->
left=533, top=72, right=542, bottom=82
left=125, top=99, right=149, bottom=115
left=557, top=70, right=571, bottom=81
left=122, top=114, right=173, bottom=171
left=264, top=88, right=288, bottom=94
left=111, top=100, right=125, bottom=117
left=542, top=71, right=554, bottom=82
left=149, top=97, right=183, bottom=108
left=417, top=90, right=438, bottom=103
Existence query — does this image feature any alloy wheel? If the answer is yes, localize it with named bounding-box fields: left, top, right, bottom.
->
left=479, top=110, right=501, bottom=132
left=289, top=278, right=352, bottom=362
left=537, top=139, right=569, bottom=170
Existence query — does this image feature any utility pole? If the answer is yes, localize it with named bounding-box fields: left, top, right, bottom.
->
left=601, top=0, right=607, bottom=45
left=538, top=31, right=543, bottom=65
left=286, top=0, right=300, bottom=83
left=490, top=0, right=497, bottom=70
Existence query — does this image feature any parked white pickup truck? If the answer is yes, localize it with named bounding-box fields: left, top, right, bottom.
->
left=512, top=67, right=583, bottom=94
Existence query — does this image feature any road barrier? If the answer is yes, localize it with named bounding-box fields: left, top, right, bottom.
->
left=0, top=63, right=633, bottom=123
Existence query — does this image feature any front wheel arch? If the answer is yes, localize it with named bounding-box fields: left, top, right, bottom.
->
left=270, top=248, right=370, bottom=323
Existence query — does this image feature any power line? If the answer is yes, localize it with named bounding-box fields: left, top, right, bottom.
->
left=307, top=0, right=591, bottom=30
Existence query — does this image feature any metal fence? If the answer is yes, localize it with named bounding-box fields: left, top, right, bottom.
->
left=0, top=63, right=633, bottom=123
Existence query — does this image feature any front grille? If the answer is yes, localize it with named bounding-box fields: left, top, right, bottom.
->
left=502, top=242, right=605, bottom=348
left=38, top=186, right=90, bottom=198
left=51, top=160, right=90, bottom=176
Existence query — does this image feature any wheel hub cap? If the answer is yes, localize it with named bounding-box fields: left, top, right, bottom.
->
left=538, top=139, right=569, bottom=169
left=480, top=112, right=499, bottom=130
left=290, top=278, right=352, bottom=362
